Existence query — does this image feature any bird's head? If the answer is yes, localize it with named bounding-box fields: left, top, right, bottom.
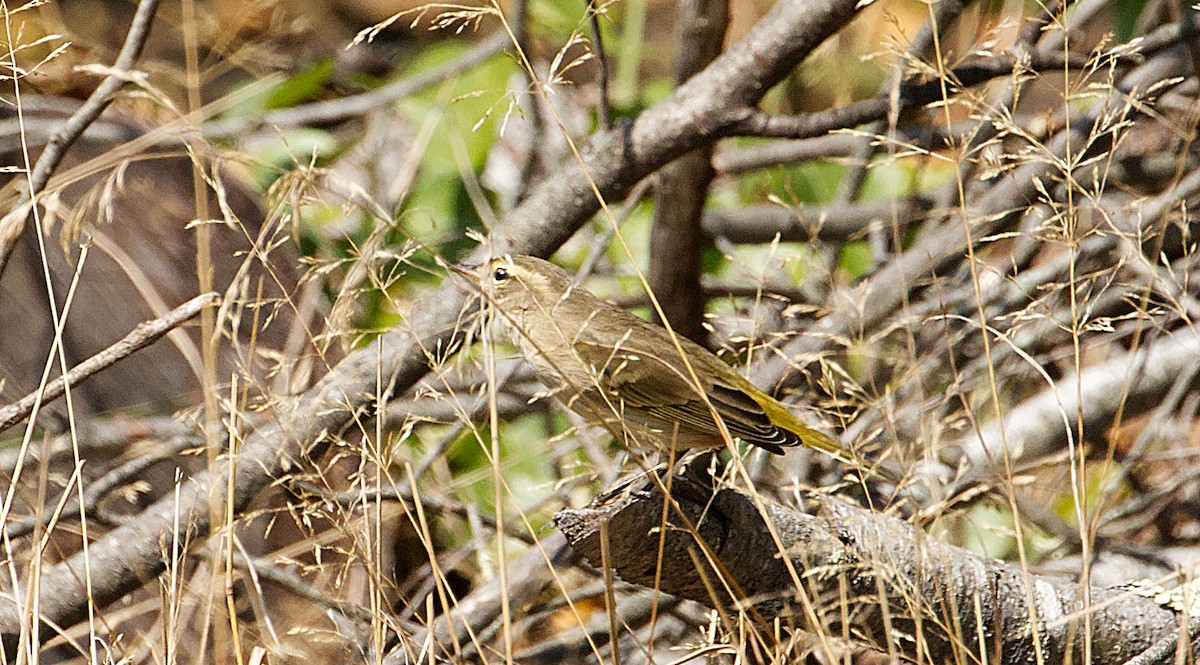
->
left=483, top=255, right=575, bottom=311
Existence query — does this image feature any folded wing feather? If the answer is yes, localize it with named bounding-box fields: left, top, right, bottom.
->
left=573, top=338, right=796, bottom=454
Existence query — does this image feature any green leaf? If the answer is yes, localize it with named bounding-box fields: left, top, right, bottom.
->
left=264, top=60, right=336, bottom=110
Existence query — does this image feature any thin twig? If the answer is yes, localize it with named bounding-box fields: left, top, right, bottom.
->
left=721, top=52, right=1093, bottom=140
left=701, top=196, right=937, bottom=244
left=510, top=0, right=545, bottom=204
left=0, top=414, right=193, bottom=476
left=289, top=480, right=535, bottom=544
left=831, top=0, right=973, bottom=205
left=0, top=0, right=162, bottom=281
left=0, top=293, right=219, bottom=432
left=202, top=31, right=510, bottom=138
left=576, top=176, right=655, bottom=283
left=588, top=0, right=613, bottom=130
left=2, top=435, right=199, bottom=539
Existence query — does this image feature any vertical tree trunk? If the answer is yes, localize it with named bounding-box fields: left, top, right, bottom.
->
left=649, top=0, right=729, bottom=345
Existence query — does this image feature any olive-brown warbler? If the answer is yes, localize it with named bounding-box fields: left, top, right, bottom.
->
left=465, top=254, right=844, bottom=457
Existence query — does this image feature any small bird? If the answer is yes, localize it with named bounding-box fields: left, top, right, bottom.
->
left=462, top=254, right=846, bottom=458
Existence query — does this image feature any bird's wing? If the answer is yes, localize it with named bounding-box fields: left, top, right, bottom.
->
left=573, top=338, right=699, bottom=407
left=705, top=378, right=799, bottom=453
left=573, top=338, right=794, bottom=453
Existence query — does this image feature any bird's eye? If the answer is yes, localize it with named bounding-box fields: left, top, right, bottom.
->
left=492, top=266, right=509, bottom=282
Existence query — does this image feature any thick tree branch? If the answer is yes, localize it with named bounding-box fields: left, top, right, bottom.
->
left=555, top=458, right=1187, bottom=664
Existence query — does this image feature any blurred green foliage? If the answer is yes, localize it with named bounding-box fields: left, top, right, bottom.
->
left=1052, top=459, right=1130, bottom=521
left=446, top=413, right=557, bottom=517
left=1114, top=0, right=1149, bottom=41
left=395, top=38, right=518, bottom=257
left=265, top=60, right=336, bottom=110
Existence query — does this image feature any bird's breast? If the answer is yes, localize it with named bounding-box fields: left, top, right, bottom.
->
left=501, top=308, right=595, bottom=394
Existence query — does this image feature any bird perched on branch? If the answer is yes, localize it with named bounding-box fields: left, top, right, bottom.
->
left=456, top=254, right=846, bottom=458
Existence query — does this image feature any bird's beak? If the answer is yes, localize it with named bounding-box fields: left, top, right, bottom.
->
left=446, top=262, right=481, bottom=280
left=445, top=261, right=491, bottom=301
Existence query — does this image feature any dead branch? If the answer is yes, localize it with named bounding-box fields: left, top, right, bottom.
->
left=959, top=326, right=1200, bottom=467
left=382, top=532, right=578, bottom=664
left=202, top=31, right=511, bottom=138
left=756, top=44, right=1196, bottom=390
left=0, top=292, right=219, bottom=433
left=702, top=197, right=937, bottom=244
left=0, top=0, right=162, bottom=280
left=556, top=457, right=1190, bottom=664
